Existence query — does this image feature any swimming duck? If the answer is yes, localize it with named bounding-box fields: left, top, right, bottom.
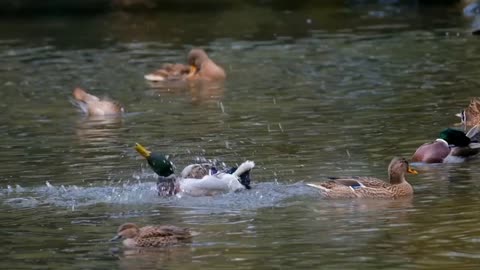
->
left=71, top=87, right=124, bottom=116
left=111, top=223, right=192, bottom=248
left=411, top=126, right=480, bottom=163
left=144, top=49, right=226, bottom=82
left=456, top=97, right=480, bottom=126
left=134, top=143, right=253, bottom=196
left=307, top=157, right=417, bottom=199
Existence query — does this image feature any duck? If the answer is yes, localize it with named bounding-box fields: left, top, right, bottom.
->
left=71, top=87, right=124, bottom=116
left=134, top=143, right=253, bottom=197
left=144, top=48, right=226, bottom=82
left=411, top=125, right=480, bottom=163
left=456, top=97, right=480, bottom=126
left=306, top=157, right=418, bottom=199
left=110, top=223, right=192, bottom=248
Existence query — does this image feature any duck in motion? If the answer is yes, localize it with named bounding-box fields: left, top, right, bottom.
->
left=111, top=223, right=192, bottom=248
left=144, top=48, right=226, bottom=82
left=134, top=143, right=253, bottom=196
left=307, top=157, right=418, bottom=199
left=411, top=125, right=480, bottom=163
left=71, top=87, right=124, bottom=116
left=456, top=97, right=480, bottom=126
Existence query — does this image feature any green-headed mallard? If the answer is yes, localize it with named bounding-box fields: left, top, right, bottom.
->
left=111, top=223, right=192, bottom=248
left=71, top=87, right=124, bottom=116
left=134, top=143, right=253, bottom=197
left=456, top=97, right=480, bottom=126
left=411, top=126, right=480, bottom=163
left=307, top=157, right=417, bottom=199
left=144, top=49, right=226, bottom=82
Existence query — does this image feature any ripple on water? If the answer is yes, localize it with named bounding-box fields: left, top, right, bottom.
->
left=1, top=176, right=318, bottom=212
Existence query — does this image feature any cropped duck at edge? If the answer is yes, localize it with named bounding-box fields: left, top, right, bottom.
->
left=144, top=48, right=226, bottom=82
left=71, top=87, right=124, bottom=116
left=111, top=223, right=192, bottom=248
left=456, top=97, right=480, bottom=126
left=134, top=143, right=254, bottom=196
left=307, top=157, right=417, bottom=199
left=411, top=125, right=480, bottom=163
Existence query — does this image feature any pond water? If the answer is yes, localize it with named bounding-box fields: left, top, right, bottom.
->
left=1, top=2, right=480, bottom=269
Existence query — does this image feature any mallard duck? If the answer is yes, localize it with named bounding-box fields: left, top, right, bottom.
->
left=411, top=126, right=480, bottom=163
left=456, top=97, right=480, bottom=126
left=307, top=157, right=418, bottom=199
left=71, top=87, right=124, bottom=116
left=134, top=143, right=253, bottom=196
left=144, top=48, right=226, bottom=82
left=111, top=223, right=192, bottom=248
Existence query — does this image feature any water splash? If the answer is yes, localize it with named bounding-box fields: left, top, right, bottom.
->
left=1, top=178, right=316, bottom=212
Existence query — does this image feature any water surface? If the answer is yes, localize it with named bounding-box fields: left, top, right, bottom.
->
left=1, top=2, right=480, bottom=269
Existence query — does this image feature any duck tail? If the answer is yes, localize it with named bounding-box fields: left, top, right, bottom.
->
left=229, top=161, right=255, bottom=189
left=73, top=87, right=100, bottom=104
left=306, top=183, right=329, bottom=192
left=466, top=124, right=480, bottom=142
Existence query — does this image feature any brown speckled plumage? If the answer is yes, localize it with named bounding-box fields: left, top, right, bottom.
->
left=181, top=163, right=215, bottom=179
left=72, top=87, right=124, bottom=116
left=458, top=97, right=480, bottom=126
left=112, top=223, right=192, bottom=248
left=307, top=157, right=417, bottom=199
left=145, top=48, right=226, bottom=82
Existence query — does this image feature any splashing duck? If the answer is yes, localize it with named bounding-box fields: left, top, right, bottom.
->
left=307, top=157, right=418, bottom=199
left=71, top=87, right=124, bottom=116
left=456, top=97, right=480, bottom=126
left=411, top=126, right=480, bottom=163
left=134, top=143, right=253, bottom=196
left=111, top=223, right=192, bottom=248
left=144, top=48, right=226, bottom=82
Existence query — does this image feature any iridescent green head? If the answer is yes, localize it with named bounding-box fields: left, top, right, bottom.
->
left=439, top=128, right=470, bottom=147
left=135, top=143, right=175, bottom=177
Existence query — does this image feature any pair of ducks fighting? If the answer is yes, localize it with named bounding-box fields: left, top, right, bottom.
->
left=68, top=48, right=480, bottom=248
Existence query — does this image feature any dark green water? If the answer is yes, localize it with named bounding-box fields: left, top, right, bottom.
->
left=1, top=2, right=480, bottom=269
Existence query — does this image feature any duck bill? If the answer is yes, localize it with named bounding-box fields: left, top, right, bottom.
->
left=188, top=65, right=197, bottom=77
left=407, top=167, right=418, bottom=175
left=135, top=143, right=151, bottom=158
left=110, top=234, right=122, bottom=242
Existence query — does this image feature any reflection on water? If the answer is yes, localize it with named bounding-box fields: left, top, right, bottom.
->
left=2, top=1, right=480, bottom=270
left=146, top=81, right=225, bottom=106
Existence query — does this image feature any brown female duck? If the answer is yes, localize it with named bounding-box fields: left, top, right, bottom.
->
left=307, top=157, right=418, bottom=199
left=111, top=223, right=192, bottom=248
left=72, top=87, right=124, bottom=116
left=456, top=97, right=480, bottom=126
left=144, top=48, right=226, bottom=82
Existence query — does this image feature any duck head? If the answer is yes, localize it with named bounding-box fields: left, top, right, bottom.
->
left=111, top=223, right=139, bottom=241
left=135, top=143, right=175, bottom=177
left=439, top=128, right=470, bottom=147
left=187, top=49, right=209, bottom=76
left=388, top=157, right=418, bottom=184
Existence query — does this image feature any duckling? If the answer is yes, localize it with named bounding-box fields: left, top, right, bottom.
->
left=307, top=157, right=417, bottom=199
left=71, top=87, right=124, bottom=116
left=134, top=143, right=253, bottom=196
left=111, top=223, right=192, bottom=248
left=456, top=97, right=480, bottom=126
left=144, top=49, right=226, bottom=82
left=411, top=125, right=480, bottom=163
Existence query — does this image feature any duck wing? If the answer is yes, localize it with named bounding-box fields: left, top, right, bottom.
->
left=139, top=226, right=191, bottom=240
left=145, top=63, right=191, bottom=81
left=180, top=163, right=214, bottom=179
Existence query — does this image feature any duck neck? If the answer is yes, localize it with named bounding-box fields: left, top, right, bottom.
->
left=388, top=170, right=406, bottom=185
left=435, top=138, right=450, bottom=147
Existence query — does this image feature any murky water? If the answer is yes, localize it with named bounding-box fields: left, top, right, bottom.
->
left=1, top=2, right=480, bottom=269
